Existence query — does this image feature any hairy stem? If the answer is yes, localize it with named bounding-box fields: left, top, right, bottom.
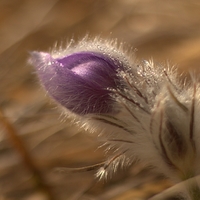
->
left=149, top=175, right=200, bottom=200
left=188, top=179, right=200, bottom=200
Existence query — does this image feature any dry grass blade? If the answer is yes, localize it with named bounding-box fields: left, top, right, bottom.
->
left=0, top=109, right=56, bottom=200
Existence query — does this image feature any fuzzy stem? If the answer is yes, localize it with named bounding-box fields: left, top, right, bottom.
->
left=188, top=179, right=200, bottom=200
left=0, top=109, right=56, bottom=200
left=149, top=175, right=200, bottom=200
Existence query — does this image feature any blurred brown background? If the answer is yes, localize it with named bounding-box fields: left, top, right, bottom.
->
left=0, top=0, right=200, bottom=199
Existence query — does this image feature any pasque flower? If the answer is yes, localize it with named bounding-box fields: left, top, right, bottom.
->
left=30, top=39, right=126, bottom=114
left=30, top=37, right=200, bottom=199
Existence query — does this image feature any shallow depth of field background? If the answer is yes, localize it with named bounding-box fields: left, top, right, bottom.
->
left=1, top=0, right=200, bottom=200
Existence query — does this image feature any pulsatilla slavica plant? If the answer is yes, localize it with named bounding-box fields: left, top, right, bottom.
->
left=30, top=37, right=200, bottom=199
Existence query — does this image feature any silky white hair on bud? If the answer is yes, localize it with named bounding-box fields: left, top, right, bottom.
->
left=32, top=36, right=200, bottom=198
left=77, top=54, right=200, bottom=183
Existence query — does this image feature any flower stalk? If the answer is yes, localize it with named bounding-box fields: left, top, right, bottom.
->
left=188, top=179, right=200, bottom=200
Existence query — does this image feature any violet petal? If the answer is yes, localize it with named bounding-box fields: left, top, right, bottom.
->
left=30, top=51, right=122, bottom=114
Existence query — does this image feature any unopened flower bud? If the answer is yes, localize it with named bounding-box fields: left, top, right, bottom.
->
left=30, top=43, right=125, bottom=115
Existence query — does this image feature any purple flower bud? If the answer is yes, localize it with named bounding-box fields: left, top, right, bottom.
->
left=30, top=51, right=123, bottom=115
